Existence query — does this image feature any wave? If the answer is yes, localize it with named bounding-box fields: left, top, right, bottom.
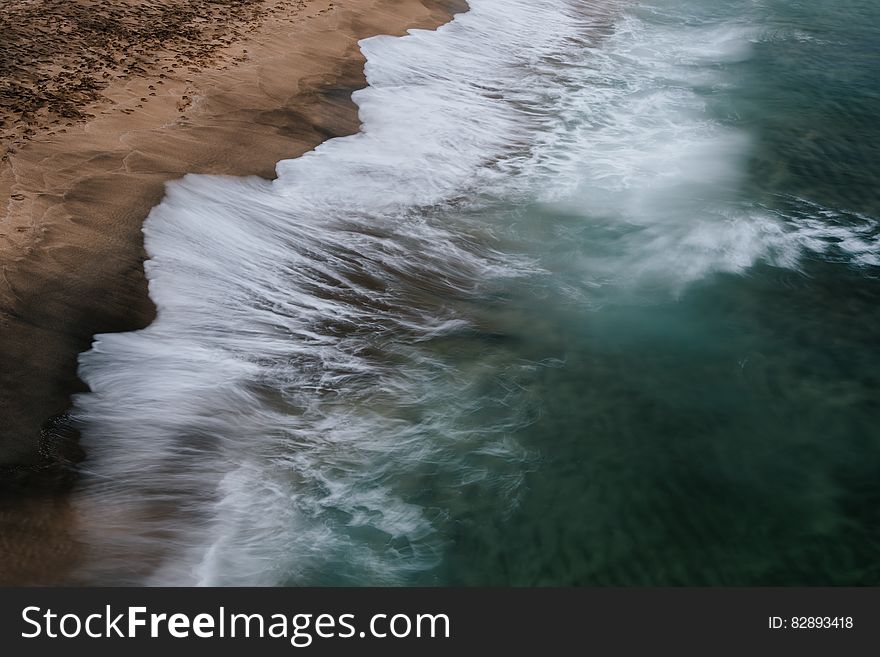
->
left=71, top=0, right=601, bottom=586
left=69, top=0, right=878, bottom=585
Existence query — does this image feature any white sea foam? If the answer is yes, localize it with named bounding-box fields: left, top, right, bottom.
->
left=70, top=0, right=878, bottom=585
left=71, top=0, right=595, bottom=585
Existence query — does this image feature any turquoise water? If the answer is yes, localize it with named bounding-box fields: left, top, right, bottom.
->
left=71, top=0, right=879, bottom=585
left=430, top=0, right=880, bottom=585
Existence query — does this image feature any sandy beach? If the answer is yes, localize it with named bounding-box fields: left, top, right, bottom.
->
left=1, top=0, right=875, bottom=596
left=0, top=0, right=465, bottom=584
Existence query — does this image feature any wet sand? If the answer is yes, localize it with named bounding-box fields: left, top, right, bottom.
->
left=0, top=0, right=466, bottom=584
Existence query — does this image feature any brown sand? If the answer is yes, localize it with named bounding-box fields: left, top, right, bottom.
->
left=0, top=0, right=466, bottom=584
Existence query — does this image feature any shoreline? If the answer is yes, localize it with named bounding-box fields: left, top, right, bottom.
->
left=0, top=0, right=466, bottom=584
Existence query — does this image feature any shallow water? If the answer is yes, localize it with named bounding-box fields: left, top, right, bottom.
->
left=71, top=0, right=879, bottom=585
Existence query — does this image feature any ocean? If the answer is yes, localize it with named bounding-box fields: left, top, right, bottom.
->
left=70, top=0, right=880, bottom=584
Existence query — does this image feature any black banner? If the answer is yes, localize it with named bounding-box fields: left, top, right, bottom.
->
left=0, top=588, right=876, bottom=654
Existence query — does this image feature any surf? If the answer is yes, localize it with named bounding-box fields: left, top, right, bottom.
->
left=69, top=0, right=879, bottom=585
